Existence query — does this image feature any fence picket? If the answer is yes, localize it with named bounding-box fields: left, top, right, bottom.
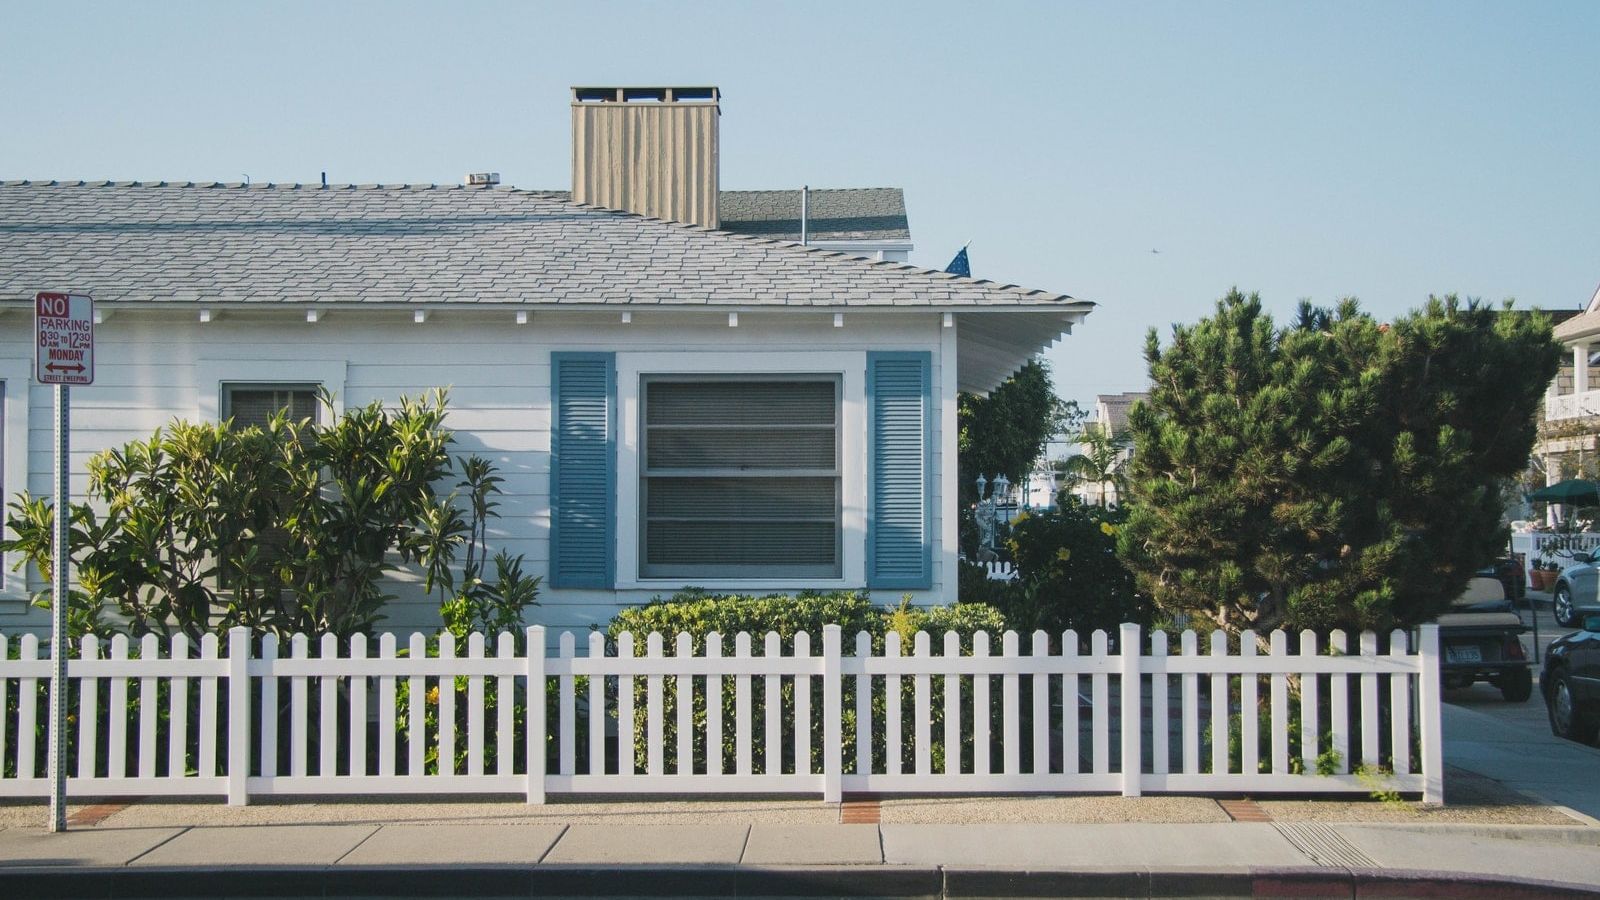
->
left=1063, top=630, right=1080, bottom=776
left=377, top=634, right=396, bottom=778
left=1150, top=630, right=1168, bottom=777
left=1329, top=630, right=1349, bottom=774
left=137, top=634, right=159, bottom=780
left=1090, top=630, right=1107, bottom=775
left=439, top=633, right=457, bottom=776
left=1360, top=631, right=1380, bottom=767
left=1389, top=629, right=1411, bottom=775
left=408, top=633, right=426, bottom=777
left=733, top=632, right=750, bottom=776
left=261, top=634, right=280, bottom=778
left=1210, top=631, right=1228, bottom=775
left=561, top=632, right=578, bottom=777
left=1181, top=630, right=1198, bottom=775
left=973, top=631, right=990, bottom=776
left=1240, top=631, right=1259, bottom=777
left=677, top=632, right=694, bottom=776
left=350, top=634, right=367, bottom=777
left=77, top=635, right=97, bottom=780
left=618, top=632, right=636, bottom=776
left=1001, top=631, right=1018, bottom=776
left=526, top=626, right=547, bottom=802
left=169, top=634, right=189, bottom=780
left=588, top=632, right=605, bottom=777
left=108, top=634, right=129, bottom=780
left=854, top=631, right=871, bottom=776
left=1269, top=631, right=1288, bottom=775
left=942, top=631, right=960, bottom=775
left=707, top=633, right=724, bottom=776
left=1299, top=630, right=1319, bottom=775
left=320, top=634, right=338, bottom=778
left=886, top=631, right=903, bottom=776
left=646, top=632, right=664, bottom=776
left=198, top=633, right=218, bottom=780
left=291, top=633, right=310, bottom=778
left=914, top=631, right=932, bottom=776
left=764, top=632, right=781, bottom=776
left=794, top=631, right=811, bottom=777
left=468, top=632, right=485, bottom=777
left=496, top=633, right=514, bottom=777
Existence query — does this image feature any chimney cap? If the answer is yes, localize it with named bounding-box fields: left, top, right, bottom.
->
left=465, top=172, right=500, bottom=186
left=572, top=86, right=719, bottom=104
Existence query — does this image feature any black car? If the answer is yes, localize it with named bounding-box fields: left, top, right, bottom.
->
left=1542, top=613, right=1600, bottom=744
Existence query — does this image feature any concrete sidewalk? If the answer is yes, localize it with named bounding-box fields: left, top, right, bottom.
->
left=2, top=817, right=1599, bottom=897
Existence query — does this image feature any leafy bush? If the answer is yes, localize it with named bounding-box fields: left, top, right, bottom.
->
left=2, top=389, right=539, bottom=641
left=958, top=499, right=1149, bottom=639
left=606, top=589, right=1008, bottom=776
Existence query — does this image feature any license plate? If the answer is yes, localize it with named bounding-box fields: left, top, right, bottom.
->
left=1447, top=645, right=1483, bottom=664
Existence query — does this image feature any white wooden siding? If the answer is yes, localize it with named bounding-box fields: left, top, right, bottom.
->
left=0, top=311, right=952, bottom=633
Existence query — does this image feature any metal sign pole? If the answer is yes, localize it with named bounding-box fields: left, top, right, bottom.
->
left=47, top=383, right=70, bottom=832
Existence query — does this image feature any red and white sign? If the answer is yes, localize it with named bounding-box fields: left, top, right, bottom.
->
left=35, top=292, right=95, bottom=385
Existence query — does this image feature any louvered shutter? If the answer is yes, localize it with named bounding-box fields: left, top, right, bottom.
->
left=551, top=353, right=616, bottom=588
left=867, top=352, right=932, bottom=589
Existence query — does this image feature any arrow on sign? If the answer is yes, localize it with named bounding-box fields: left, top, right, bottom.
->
left=45, top=363, right=86, bottom=374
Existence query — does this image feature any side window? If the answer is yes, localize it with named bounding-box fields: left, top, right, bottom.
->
left=221, top=384, right=320, bottom=428
left=640, top=376, right=842, bottom=579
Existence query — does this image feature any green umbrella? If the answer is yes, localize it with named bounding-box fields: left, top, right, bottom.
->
left=1527, top=478, right=1600, bottom=505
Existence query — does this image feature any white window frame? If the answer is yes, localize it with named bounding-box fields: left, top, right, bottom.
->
left=0, top=358, right=32, bottom=603
left=616, top=351, right=866, bottom=590
left=197, top=359, right=347, bottom=424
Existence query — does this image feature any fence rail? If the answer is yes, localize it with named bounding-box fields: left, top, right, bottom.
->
left=0, top=624, right=1443, bottom=805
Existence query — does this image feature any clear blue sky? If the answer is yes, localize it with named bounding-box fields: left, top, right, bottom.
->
left=4, top=1, right=1596, bottom=410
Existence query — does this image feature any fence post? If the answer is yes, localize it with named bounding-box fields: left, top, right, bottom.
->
left=226, top=627, right=250, bottom=806
left=1120, top=622, right=1143, bottom=797
left=822, top=624, right=842, bottom=803
left=526, top=626, right=546, bottom=804
left=1417, top=623, right=1444, bottom=806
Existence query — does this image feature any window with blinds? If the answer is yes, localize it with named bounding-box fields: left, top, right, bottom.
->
left=641, top=376, right=841, bottom=579
left=222, top=385, right=320, bottom=428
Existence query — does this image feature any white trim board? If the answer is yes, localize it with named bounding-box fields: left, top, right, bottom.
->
left=0, top=358, right=31, bottom=604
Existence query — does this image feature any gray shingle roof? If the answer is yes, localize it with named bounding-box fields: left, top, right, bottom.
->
left=718, top=188, right=908, bottom=242
left=538, top=188, right=910, bottom=243
left=0, top=181, right=1080, bottom=310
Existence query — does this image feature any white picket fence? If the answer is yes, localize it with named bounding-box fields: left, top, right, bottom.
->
left=0, top=624, right=1443, bottom=804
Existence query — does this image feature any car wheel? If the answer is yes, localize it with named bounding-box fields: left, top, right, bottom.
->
left=1547, top=670, right=1600, bottom=743
left=1500, top=668, right=1533, bottom=703
left=1554, top=584, right=1578, bottom=628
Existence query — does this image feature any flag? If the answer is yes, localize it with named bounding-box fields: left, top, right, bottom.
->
left=945, top=245, right=970, bottom=277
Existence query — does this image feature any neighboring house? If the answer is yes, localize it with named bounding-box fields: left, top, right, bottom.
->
left=1067, top=391, right=1146, bottom=507
left=0, top=86, right=1093, bottom=635
left=1535, top=290, right=1599, bottom=510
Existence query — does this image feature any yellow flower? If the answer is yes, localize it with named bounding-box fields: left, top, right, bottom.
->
left=1056, top=547, right=1072, bottom=562
left=1099, top=522, right=1117, bottom=536
left=426, top=685, right=440, bottom=705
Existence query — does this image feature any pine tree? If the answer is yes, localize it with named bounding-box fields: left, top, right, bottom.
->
left=1118, top=290, right=1560, bottom=633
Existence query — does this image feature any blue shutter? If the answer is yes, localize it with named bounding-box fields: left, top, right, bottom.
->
left=867, top=352, right=932, bottom=589
left=550, top=352, right=615, bottom=588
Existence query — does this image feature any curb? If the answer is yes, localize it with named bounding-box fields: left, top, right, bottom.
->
left=2, top=865, right=1599, bottom=899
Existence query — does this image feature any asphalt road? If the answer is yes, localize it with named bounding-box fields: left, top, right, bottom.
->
left=1442, top=601, right=1600, bottom=821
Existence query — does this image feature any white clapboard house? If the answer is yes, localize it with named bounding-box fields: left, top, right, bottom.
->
left=0, top=87, right=1092, bottom=636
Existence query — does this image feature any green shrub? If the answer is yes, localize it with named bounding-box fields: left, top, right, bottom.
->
left=605, top=589, right=1007, bottom=777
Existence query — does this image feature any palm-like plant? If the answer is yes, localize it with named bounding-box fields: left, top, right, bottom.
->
left=1058, top=425, right=1131, bottom=507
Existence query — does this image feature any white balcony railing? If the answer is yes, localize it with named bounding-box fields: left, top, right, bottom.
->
left=1546, top=389, right=1600, bottom=422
